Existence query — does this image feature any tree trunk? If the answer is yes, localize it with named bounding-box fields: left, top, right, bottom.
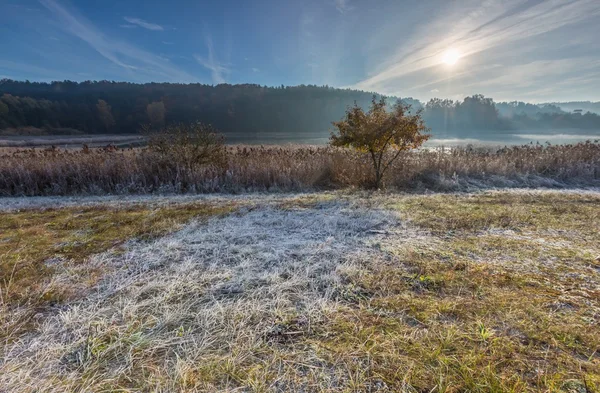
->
left=374, top=168, right=382, bottom=189
left=370, top=150, right=382, bottom=190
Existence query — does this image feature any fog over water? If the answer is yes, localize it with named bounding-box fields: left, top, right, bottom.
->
left=2, top=129, right=599, bottom=148
left=4, top=128, right=598, bottom=148
left=221, top=129, right=600, bottom=146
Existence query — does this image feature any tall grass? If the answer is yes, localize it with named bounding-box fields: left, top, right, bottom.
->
left=0, top=141, right=599, bottom=196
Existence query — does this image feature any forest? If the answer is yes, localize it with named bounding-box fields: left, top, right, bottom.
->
left=1, top=79, right=600, bottom=137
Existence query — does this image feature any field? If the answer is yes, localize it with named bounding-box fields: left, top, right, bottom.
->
left=1, top=141, right=599, bottom=196
left=1, top=190, right=599, bottom=392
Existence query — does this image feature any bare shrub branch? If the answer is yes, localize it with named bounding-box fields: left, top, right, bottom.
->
left=145, top=122, right=227, bottom=172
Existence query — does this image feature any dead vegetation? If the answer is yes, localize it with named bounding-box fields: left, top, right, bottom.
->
left=0, top=141, right=598, bottom=196
left=1, top=191, right=599, bottom=392
left=0, top=201, right=234, bottom=345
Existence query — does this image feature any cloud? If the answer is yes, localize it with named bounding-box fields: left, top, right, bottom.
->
left=7, top=4, right=42, bottom=12
left=38, top=0, right=195, bottom=82
left=334, top=0, right=352, bottom=13
left=120, top=24, right=137, bottom=29
left=460, top=57, right=600, bottom=102
left=353, top=0, right=600, bottom=95
left=430, top=89, right=439, bottom=93
left=123, top=17, right=164, bottom=31
left=194, top=36, right=229, bottom=84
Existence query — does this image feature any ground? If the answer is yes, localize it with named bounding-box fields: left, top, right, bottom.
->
left=1, top=190, right=599, bottom=392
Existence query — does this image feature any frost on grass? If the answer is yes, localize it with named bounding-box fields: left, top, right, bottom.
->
left=3, top=191, right=600, bottom=391
left=1, top=200, right=416, bottom=392
left=0, top=192, right=262, bottom=212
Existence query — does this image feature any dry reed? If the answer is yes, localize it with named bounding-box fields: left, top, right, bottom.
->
left=0, top=141, right=598, bottom=196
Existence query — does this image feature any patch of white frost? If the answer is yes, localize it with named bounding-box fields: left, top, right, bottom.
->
left=0, top=200, right=420, bottom=391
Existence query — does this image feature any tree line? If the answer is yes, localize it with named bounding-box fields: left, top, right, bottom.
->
left=1, top=79, right=599, bottom=138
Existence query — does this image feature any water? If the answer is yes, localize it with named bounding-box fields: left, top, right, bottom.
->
left=1, top=129, right=599, bottom=148
left=427, top=133, right=600, bottom=147
left=226, top=129, right=600, bottom=146
left=0, top=134, right=144, bottom=148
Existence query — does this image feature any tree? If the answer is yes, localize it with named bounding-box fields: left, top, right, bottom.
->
left=331, top=96, right=430, bottom=189
left=146, top=122, right=227, bottom=172
left=456, top=94, right=500, bottom=129
left=96, top=99, right=115, bottom=131
left=0, top=100, right=8, bottom=116
left=2, top=79, right=600, bottom=136
left=424, top=98, right=457, bottom=132
left=146, top=101, right=166, bottom=127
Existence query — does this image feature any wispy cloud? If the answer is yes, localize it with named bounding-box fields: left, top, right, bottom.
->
left=194, top=36, right=229, bottom=84
left=353, top=0, right=600, bottom=95
left=461, top=58, right=600, bottom=102
left=334, top=0, right=352, bottom=13
left=38, top=0, right=195, bottom=82
left=123, top=17, right=164, bottom=31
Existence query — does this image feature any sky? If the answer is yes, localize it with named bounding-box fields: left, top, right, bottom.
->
left=1, top=0, right=599, bottom=103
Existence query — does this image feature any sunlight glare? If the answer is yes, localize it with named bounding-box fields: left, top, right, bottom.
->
left=442, top=49, right=460, bottom=66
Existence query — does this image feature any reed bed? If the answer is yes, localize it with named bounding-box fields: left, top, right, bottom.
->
left=0, top=141, right=599, bottom=196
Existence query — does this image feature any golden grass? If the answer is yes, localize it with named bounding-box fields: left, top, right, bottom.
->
left=0, top=141, right=598, bottom=195
left=1, top=191, right=599, bottom=392
left=392, top=192, right=600, bottom=234
left=315, top=192, right=600, bottom=391
left=0, top=202, right=234, bottom=342
left=1, top=203, right=232, bottom=300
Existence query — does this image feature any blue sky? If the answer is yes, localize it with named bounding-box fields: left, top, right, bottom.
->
left=1, top=0, right=599, bottom=102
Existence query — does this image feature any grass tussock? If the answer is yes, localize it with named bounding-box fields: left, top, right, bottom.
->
left=1, top=191, right=599, bottom=392
left=0, top=141, right=599, bottom=196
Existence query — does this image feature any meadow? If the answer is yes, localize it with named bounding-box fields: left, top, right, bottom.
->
left=1, top=190, right=599, bottom=392
left=0, top=141, right=599, bottom=196
left=1, top=139, right=600, bottom=392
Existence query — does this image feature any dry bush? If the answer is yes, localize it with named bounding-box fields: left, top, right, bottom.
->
left=0, top=141, right=598, bottom=196
left=145, top=122, right=227, bottom=172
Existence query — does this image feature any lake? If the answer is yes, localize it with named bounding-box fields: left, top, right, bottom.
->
left=1, top=129, right=599, bottom=148
left=223, top=129, right=600, bottom=146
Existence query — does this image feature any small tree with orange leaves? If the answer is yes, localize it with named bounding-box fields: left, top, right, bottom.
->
left=331, top=96, right=430, bottom=189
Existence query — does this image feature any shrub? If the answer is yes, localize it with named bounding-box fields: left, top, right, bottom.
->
left=331, top=96, right=430, bottom=189
left=145, top=122, right=227, bottom=172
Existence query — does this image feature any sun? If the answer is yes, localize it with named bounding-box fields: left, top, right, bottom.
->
left=442, top=49, right=461, bottom=65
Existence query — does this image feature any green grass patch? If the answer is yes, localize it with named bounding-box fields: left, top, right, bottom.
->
left=309, top=192, right=600, bottom=392
left=1, top=202, right=233, bottom=303
left=392, top=192, right=600, bottom=235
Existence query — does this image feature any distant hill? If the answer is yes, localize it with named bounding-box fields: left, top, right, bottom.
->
left=547, top=101, right=600, bottom=115
left=1, top=80, right=600, bottom=142
left=0, top=80, right=399, bottom=139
